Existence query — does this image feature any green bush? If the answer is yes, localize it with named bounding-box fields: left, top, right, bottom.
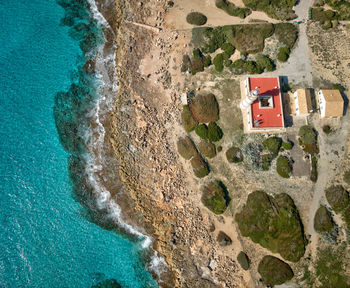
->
left=189, top=93, right=219, bottom=123
left=221, top=42, right=235, bottom=56
left=274, top=23, right=298, bottom=48
left=235, top=191, right=306, bottom=262
left=208, top=122, right=223, bottom=142
left=217, top=146, right=223, bottom=152
left=263, top=137, right=282, bottom=155
left=261, top=154, right=273, bottom=171
left=277, top=47, right=291, bottom=62
left=186, top=12, right=208, bottom=26
left=314, top=205, right=334, bottom=233
left=203, top=55, right=212, bottom=67
left=190, top=154, right=210, bottom=178
left=282, top=140, right=293, bottom=150
left=255, top=54, right=275, bottom=72
left=181, top=105, right=198, bottom=132
left=242, top=0, right=297, bottom=20
left=276, top=156, right=293, bottom=178
left=258, top=256, right=294, bottom=286
left=298, top=125, right=319, bottom=155
left=195, top=124, right=209, bottom=140
left=213, top=53, right=224, bottom=72
left=322, top=125, right=332, bottom=134
left=198, top=140, right=216, bottom=158
left=226, top=147, right=243, bottom=163
left=215, top=0, right=251, bottom=18
left=190, top=58, right=204, bottom=75
left=310, top=155, right=318, bottom=182
left=322, top=20, right=332, bottom=30
left=237, top=251, right=250, bottom=270
left=201, top=180, right=230, bottom=214
left=192, top=48, right=202, bottom=59
left=177, top=136, right=197, bottom=160
left=325, top=185, right=349, bottom=212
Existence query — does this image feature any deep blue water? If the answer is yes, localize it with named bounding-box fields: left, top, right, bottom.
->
left=0, top=0, right=157, bottom=287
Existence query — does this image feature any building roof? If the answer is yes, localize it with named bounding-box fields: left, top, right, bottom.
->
left=249, top=77, right=284, bottom=128
left=296, top=89, right=312, bottom=115
left=321, top=89, right=344, bottom=117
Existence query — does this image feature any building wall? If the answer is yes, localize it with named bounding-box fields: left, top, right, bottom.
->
left=318, top=90, right=326, bottom=117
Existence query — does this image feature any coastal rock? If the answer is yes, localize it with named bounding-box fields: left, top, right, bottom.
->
left=216, top=231, right=232, bottom=246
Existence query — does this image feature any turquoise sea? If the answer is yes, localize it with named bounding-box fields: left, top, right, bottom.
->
left=0, top=0, right=157, bottom=287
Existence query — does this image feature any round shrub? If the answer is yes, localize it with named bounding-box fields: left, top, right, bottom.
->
left=221, top=42, right=235, bottom=56
left=226, top=147, right=243, bottom=163
left=190, top=154, right=210, bottom=178
left=258, top=256, right=294, bottom=286
left=277, top=47, right=290, bottom=62
left=276, top=156, right=293, bottom=178
left=314, top=205, right=334, bottom=233
left=213, top=53, right=224, bottom=72
left=181, top=105, right=198, bottom=132
left=177, top=136, right=197, bottom=160
left=201, top=180, right=229, bottom=214
left=237, top=251, right=250, bottom=270
left=208, top=122, right=223, bottom=142
left=189, top=93, right=219, bottom=123
left=282, top=140, right=293, bottom=150
left=325, top=185, right=349, bottom=212
left=217, top=146, right=223, bottom=152
left=198, top=140, right=216, bottom=158
left=195, top=124, right=208, bottom=140
left=263, top=137, right=282, bottom=155
left=186, top=12, right=207, bottom=26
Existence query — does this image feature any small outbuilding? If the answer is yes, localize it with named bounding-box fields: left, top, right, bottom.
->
left=318, top=89, right=344, bottom=117
left=294, top=89, right=313, bottom=116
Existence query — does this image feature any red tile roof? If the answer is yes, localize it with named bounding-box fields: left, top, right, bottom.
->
left=249, top=77, right=284, bottom=128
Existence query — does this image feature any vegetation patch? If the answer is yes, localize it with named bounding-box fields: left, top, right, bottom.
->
left=177, top=136, right=197, bottom=160
left=315, top=245, right=350, bottom=287
left=322, top=124, right=332, bottom=134
left=344, top=206, right=350, bottom=229
left=255, top=54, right=275, bottom=72
left=282, top=140, right=293, bottom=150
left=226, top=146, right=243, bottom=163
left=325, top=185, right=349, bottom=213
left=190, top=154, right=210, bottom=178
left=213, top=53, right=224, bottom=72
left=198, top=141, right=216, bottom=158
left=231, top=59, right=263, bottom=74
left=298, top=125, right=319, bottom=155
left=235, top=191, right=306, bottom=262
left=277, top=46, right=291, bottom=62
left=242, top=0, right=297, bottom=20
left=215, top=0, right=251, bottom=19
left=261, top=153, right=273, bottom=171
left=221, top=42, right=235, bottom=56
left=186, top=12, right=207, bottom=26
left=276, top=156, right=293, bottom=178
left=181, top=105, right=198, bottom=132
left=263, top=136, right=282, bottom=156
left=189, top=93, right=219, bottom=123
left=201, top=180, right=230, bottom=214
left=274, top=23, right=298, bottom=48
left=314, top=205, right=334, bottom=233
left=310, top=155, right=318, bottom=183
left=195, top=124, right=208, bottom=140
left=237, top=251, right=250, bottom=270
left=258, top=256, right=294, bottom=286
left=207, top=122, right=223, bottom=142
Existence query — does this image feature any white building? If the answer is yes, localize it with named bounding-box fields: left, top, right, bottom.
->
left=317, top=89, right=344, bottom=118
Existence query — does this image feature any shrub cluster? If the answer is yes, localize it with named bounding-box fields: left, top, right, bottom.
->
left=189, top=93, right=219, bottom=123
left=195, top=123, right=208, bottom=140
left=181, top=105, right=198, bottom=132
left=263, top=136, right=282, bottom=156
left=201, top=180, right=230, bottom=214
left=314, top=205, right=334, bottom=233
left=242, top=0, right=297, bottom=20
left=325, top=185, right=349, bottom=212
left=213, top=53, right=224, bottom=72
left=255, top=54, right=275, bottom=72
left=276, top=156, right=293, bottom=178
left=277, top=47, right=291, bottom=62
left=258, top=256, right=294, bottom=286
left=177, top=136, right=197, bottom=160
left=207, top=122, right=223, bottom=142
left=235, top=191, right=306, bottom=262
left=215, top=0, right=251, bottom=18
left=186, top=12, right=208, bottom=26
left=226, top=147, right=243, bottom=163
left=190, top=154, right=210, bottom=178
left=198, top=140, right=217, bottom=158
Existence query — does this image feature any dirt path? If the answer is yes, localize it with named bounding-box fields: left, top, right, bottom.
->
left=307, top=115, right=350, bottom=255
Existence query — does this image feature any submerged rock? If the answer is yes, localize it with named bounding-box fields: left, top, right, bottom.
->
left=91, top=279, right=122, bottom=288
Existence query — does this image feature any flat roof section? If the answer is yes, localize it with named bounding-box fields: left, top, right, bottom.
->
left=249, top=77, right=284, bottom=128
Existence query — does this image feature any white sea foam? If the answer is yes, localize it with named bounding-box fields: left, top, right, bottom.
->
left=83, top=0, right=167, bottom=276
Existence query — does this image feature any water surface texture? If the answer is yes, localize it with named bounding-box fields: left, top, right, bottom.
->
left=0, top=0, right=156, bottom=287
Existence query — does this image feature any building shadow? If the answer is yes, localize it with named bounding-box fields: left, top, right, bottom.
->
left=309, top=88, right=318, bottom=112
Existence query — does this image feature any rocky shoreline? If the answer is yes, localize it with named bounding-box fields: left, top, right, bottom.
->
left=96, top=1, right=252, bottom=287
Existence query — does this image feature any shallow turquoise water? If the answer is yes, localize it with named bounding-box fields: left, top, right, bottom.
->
left=0, top=0, right=156, bottom=287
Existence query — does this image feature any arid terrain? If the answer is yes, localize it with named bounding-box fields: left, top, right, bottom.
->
left=109, top=0, right=350, bottom=287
